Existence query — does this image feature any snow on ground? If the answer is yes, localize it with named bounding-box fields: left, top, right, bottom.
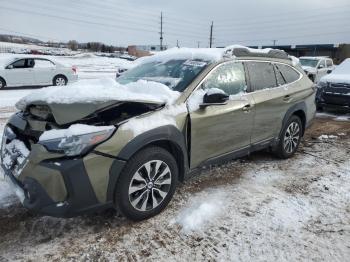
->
left=316, top=112, right=350, bottom=122
left=0, top=116, right=349, bottom=261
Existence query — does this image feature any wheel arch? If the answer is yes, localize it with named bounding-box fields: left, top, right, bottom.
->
left=281, top=102, right=307, bottom=136
left=106, top=125, right=189, bottom=202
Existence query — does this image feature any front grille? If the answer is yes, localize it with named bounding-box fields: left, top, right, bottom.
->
left=330, top=82, right=350, bottom=89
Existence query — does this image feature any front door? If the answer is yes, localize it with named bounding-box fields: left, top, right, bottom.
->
left=189, top=61, right=255, bottom=168
left=4, top=59, right=35, bottom=86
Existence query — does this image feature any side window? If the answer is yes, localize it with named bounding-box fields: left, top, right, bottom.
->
left=202, top=62, right=247, bottom=95
left=34, top=59, right=55, bottom=68
left=318, top=60, right=326, bottom=68
left=276, top=64, right=300, bottom=83
left=274, top=65, right=286, bottom=86
left=27, top=59, right=35, bottom=68
left=326, top=59, right=333, bottom=68
left=10, top=59, right=26, bottom=69
left=246, top=62, right=277, bottom=91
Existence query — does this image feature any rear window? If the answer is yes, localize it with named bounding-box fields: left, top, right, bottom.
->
left=246, top=62, right=277, bottom=91
left=276, top=64, right=300, bottom=83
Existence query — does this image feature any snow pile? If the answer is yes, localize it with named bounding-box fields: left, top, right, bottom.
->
left=225, top=44, right=273, bottom=55
left=137, top=47, right=226, bottom=65
left=318, top=134, right=338, bottom=140
left=120, top=104, right=187, bottom=136
left=16, top=78, right=181, bottom=110
left=172, top=190, right=224, bottom=233
left=321, top=58, right=350, bottom=84
left=0, top=179, right=16, bottom=208
left=39, top=124, right=115, bottom=141
left=1, top=139, right=30, bottom=170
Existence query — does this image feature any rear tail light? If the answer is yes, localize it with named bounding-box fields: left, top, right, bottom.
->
left=72, top=66, right=77, bottom=74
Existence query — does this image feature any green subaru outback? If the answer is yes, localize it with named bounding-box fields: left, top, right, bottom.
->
left=0, top=46, right=316, bottom=220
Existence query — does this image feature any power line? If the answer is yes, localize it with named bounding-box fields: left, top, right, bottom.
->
left=214, top=3, right=350, bottom=23
left=215, top=29, right=350, bottom=46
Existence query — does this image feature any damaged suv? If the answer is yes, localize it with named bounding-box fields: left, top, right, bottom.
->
left=0, top=46, right=316, bottom=221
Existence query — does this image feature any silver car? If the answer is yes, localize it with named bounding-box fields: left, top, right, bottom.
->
left=0, top=56, right=78, bottom=89
left=299, top=56, right=335, bottom=83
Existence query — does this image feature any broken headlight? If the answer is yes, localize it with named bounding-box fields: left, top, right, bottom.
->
left=39, top=127, right=115, bottom=156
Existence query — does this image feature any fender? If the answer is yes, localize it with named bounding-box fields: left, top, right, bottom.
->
left=106, top=125, right=189, bottom=202
left=280, top=101, right=307, bottom=136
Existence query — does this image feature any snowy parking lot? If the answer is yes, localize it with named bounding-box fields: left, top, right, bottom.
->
left=0, top=115, right=349, bottom=261
left=0, top=59, right=349, bottom=260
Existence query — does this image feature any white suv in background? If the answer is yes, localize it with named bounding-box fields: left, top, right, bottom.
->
left=0, top=56, right=78, bottom=89
left=299, top=56, right=335, bottom=83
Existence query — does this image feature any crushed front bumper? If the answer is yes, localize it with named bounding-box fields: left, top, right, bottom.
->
left=1, top=115, right=125, bottom=217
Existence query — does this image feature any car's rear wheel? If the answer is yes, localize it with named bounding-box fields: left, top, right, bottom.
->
left=275, top=115, right=302, bottom=159
left=115, top=146, right=178, bottom=221
left=0, top=78, right=6, bottom=89
left=53, top=75, right=67, bottom=86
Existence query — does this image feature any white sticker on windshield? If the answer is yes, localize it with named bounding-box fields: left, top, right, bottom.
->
left=183, top=60, right=207, bottom=67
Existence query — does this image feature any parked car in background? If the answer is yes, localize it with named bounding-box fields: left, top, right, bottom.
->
left=316, top=58, right=350, bottom=111
left=299, top=56, right=335, bottom=83
left=0, top=56, right=78, bottom=89
left=1, top=47, right=315, bottom=221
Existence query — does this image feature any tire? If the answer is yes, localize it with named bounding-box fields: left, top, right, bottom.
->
left=274, top=115, right=303, bottom=159
left=0, top=78, right=6, bottom=89
left=53, top=75, right=67, bottom=86
left=115, top=146, right=178, bottom=221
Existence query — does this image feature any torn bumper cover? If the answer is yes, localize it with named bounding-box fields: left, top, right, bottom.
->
left=0, top=119, right=124, bottom=217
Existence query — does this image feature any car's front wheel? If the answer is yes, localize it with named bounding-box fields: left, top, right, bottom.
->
left=275, top=115, right=303, bottom=159
left=53, top=75, right=67, bottom=86
left=115, top=146, right=178, bottom=221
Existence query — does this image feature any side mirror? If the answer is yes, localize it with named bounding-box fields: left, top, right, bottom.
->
left=6, top=65, right=13, bottom=69
left=327, top=70, right=332, bottom=74
left=318, top=64, right=324, bottom=69
left=200, top=90, right=229, bottom=108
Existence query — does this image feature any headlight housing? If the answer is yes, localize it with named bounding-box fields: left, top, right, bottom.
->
left=317, top=81, right=328, bottom=89
left=39, top=125, right=116, bottom=156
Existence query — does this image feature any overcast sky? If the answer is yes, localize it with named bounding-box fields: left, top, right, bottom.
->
left=0, top=0, right=349, bottom=47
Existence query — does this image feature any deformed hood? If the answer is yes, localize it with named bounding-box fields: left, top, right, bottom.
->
left=16, top=78, right=180, bottom=125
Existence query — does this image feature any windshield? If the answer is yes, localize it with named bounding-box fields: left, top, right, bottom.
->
left=116, top=59, right=209, bottom=92
left=299, top=59, right=319, bottom=68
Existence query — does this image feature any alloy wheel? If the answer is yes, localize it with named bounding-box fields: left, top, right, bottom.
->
left=283, top=122, right=300, bottom=154
left=128, top=160, right=172, bottom=211
left=55, top=77, right=66, bottom=86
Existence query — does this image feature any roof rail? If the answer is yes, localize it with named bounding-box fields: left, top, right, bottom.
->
left=224, top=47, right=290, bottom=60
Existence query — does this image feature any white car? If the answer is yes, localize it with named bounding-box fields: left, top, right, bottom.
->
left=0, top=56, right=78, bottom=89
left=299, top=56, right=335, bottom=83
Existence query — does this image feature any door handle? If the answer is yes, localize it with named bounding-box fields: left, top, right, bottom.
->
left=283, top=95, right=292, bottom=102
left=242, top=104, right=253, bottom=112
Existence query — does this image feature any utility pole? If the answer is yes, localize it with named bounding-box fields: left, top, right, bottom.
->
left=272, top=39, right=277, bottom=46
left=160, top=12, right=164, bottom=50
left=176, top=40, right=179, bottom=48
left=197, top=41, right=200, bottom=48
left=209, top=21, right=214, bottom=48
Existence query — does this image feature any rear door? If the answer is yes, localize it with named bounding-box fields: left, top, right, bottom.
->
left=189, top=61, right=255, bottom=168
left=246, top=61, right=289, bottom=144
left=4, top=59, right=35, bottom=86
left=33, top=59, right=56, bottom=85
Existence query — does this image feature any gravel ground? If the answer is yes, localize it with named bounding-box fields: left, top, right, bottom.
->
left=0, top=115, right=349, bottom=261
